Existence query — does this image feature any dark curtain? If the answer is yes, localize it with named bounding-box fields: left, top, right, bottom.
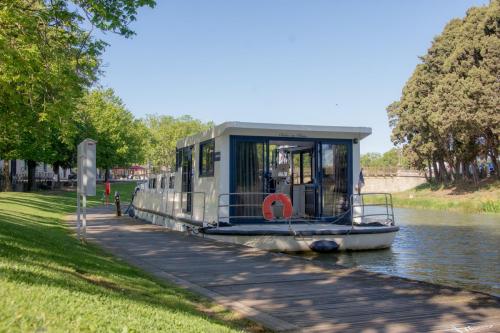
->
left=322, top=144, right=348, bottom=217
left=235, top=142, right=265, bottom=217
left=333, top=145, right=348, bottom=215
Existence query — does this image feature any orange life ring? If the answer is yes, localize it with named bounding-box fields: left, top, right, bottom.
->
left=262, top=193, right=293, bottom=220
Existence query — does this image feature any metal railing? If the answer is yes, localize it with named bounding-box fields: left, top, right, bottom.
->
left=350, top=193, right=395, bottom=226
left=216, top=191, right=352, bottom=228
left=217, top=192, right=269, bottom=227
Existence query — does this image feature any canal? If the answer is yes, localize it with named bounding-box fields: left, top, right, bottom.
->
left=305, top=208, right=500, bottom=297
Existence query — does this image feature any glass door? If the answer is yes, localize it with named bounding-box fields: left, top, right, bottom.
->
left=233, top=138, right=267, bottom=219
left=320, top=143, right=350, bottom=219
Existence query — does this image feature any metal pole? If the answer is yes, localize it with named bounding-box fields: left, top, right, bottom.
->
left=76, top=192, right=81, bottom=239
left=82, top=194, right=87, bottom=239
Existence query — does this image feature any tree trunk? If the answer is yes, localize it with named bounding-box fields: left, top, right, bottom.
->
left=489, top=148, right=499, bottom=179
left=447, top=158, right=456, bottom=183
left=2, top=160, right=11, bottom=191
left=432, top=160, right=440, bottom=183
left=425, top=160, right=432, bottom=182
left=471, top=161, right=479, bottom=185
left=438, top=159, right=449, bottom=184
left=27, top=160, right=37, bottom=191
left=454, top=160, right=462, bottom=182
left=53, top=164, right=61, bottom=188
left=485, top=128, right=499, bottom=179
left=463, top=159, right=471, bottom=181
left=104, top=168, right=110, bottom=182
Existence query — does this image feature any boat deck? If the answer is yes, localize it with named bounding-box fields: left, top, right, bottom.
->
left=71, top=207, right=500, bottom=333
left=203, top=222, right=399, bottom=236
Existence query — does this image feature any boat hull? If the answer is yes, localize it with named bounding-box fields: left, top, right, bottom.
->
left=203, top=232, right=397, bottom=252
left=133, top=206, right=398, bottom=252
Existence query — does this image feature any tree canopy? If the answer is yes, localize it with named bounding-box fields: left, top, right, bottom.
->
left=361, top=148, right=406, bottom=169
left=144, top=115, right=214, bottom=172
left=0, top=0, right=154, bottom=189
left=388, top=0, right=499, bottom=183
left=76, top=89, right=148, bottom=180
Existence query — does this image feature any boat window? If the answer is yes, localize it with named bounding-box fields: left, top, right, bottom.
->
left=292, top=150, right=313, bottom=185
left=302, top=152, right=312, bottom=184
left=321, top=143, right=349, bottom=216
left=176, top=149, right=181, bottom=171
left=199, top=139, right=215, bottom=177
left=292, top=153, right=301, bottom=185
left=168, top=175, right=175, bottom=189
left=149, top=177, right=157, bottom=189
left=160, top=176, right=166, bottom=189
left=235, top=140, right=267, bottom=217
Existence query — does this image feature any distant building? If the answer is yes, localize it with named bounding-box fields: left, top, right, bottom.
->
left=111, top=165, right=147, bottom=180
left=0, top=159, right=72, bottom=182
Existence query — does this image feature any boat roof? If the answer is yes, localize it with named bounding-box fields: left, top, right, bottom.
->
left=177, top=121, right=372, bottom=148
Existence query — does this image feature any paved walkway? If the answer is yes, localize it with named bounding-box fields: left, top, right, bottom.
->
left=69, top=207, right=500, bottom=333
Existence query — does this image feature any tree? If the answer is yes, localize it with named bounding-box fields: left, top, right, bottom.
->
left=0, top=0, right=155, bottom=190
left=144, top=115, right=213, bottom=171
left=360, top=148, right=407, bottom=169
left=387, top=0, right=499, bottom=183
left=76, top=89, right=147, bottom=181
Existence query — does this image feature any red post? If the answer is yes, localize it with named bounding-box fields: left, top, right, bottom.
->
left=105, top=181, right=111, bottom=206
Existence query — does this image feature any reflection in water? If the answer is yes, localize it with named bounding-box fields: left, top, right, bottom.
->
left=304, top=208, right=500, bottom=296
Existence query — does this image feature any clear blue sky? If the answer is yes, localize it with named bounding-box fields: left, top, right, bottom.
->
left=97, top=0, right=489, bottom=153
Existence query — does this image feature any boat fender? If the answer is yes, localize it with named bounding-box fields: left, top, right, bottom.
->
left=262, top=193, right=293, bottom=220
left=309, top=240, right=339, bottom=252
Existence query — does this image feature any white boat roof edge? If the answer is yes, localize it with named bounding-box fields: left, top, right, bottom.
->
left=177, top=121, right=372, bottom=148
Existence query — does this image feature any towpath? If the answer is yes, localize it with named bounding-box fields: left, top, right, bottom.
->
left=68, top=207, right=500, bottom=333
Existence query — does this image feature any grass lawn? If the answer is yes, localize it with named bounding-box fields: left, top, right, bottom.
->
left=0, top=189, right=266, bottom=333
left=95, top=181, right=142, bottom=203
left=366, top=179, right=500, bottom=214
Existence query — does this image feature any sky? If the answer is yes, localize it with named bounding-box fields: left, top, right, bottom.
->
left=97, top=0, right=489, bottom=153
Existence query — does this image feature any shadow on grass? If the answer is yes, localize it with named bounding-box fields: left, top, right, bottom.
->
left=0, top=192, right=267, bottom=332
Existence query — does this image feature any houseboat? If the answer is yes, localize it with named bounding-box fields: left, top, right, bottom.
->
left=132, top=122, right=399, bottom=252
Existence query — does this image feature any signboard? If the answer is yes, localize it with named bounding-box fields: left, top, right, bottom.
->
left=77, top=139, right=97, bottom=196
left=76, top=138, right=96, bottom=240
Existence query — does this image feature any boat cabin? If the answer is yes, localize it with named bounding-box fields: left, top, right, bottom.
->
left=144, top=122, right=371, bottom=226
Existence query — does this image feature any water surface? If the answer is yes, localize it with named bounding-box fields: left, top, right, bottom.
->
left=304, top=208, right=500, bottom=296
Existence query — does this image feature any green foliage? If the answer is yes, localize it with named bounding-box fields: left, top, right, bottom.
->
left=144, top=115, right=214, bottom=171
left=361, top=148, right=407, bottom=168
left=0, top=0, right=155, bottom=173
left=0, top=0, right=101, bottom=162
left=0, top=190, right=255, bottom=332
left=76, top=89, right=147, bottom=172
left=387, top=1, right=500, bottom=183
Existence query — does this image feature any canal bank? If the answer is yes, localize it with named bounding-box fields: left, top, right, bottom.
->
left=366, top=181, right=500, bottom=214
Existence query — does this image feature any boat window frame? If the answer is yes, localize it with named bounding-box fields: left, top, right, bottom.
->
left=168, top=175, right=175, bottom=189
left=149, top=177, right=157, bottom=189
left=229, top=135, right=353, bottom=224
left=199, top=139, right=215, bottom=177
left=175, top=149, right=181, bottom=171
left=292, top=150, right=313, bottom=185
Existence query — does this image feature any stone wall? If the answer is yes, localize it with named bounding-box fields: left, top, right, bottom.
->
left=363, top=175, right=427, bottom=193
